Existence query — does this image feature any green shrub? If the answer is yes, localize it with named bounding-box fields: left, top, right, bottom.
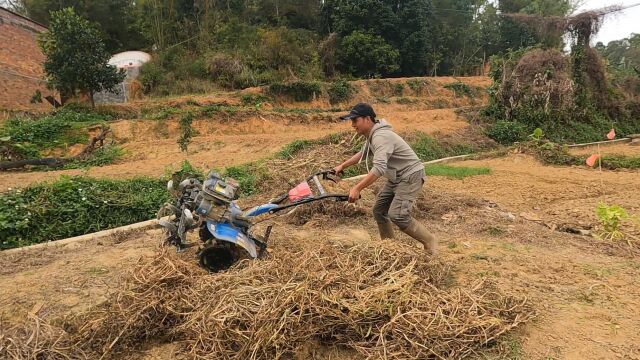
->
left=0, top=141, right=40, bottom=161
left=337, top=31, right=400, bottom=77
left=224, top=163, right=269, bottom=196
left=138, top=61, right=165, bottom=94
left=63, top=145, right=124, bottom=169
left=343, top=163, right=368, bottom=178
left=268, top=81, right=321, bottom=102
left=407, top=79, right=430, bottom=94
left=199, top=104, right=240, bottom=117
left=411, top=135, right=446, bottom=161
left=444, top=81, right=473, bottom=97
left=2, top=115, right=85, bottom=150
left=182, top=58, right=208, bottom=79
left=277, top=139, right=314, bottom=159
left=0, top=108, right=114, bottom=160
left=486, top=121, right=528, bottom=145
left=327, top=80, right=354, bottom=104
left=177, top=113, right=195, bottom=152
left=599, top=154, right=640, bottom=169
left=165, top=160, right=205, bottom=182
left=206, top=53, right=245, bottom=89
left=143, top=106, right=184, bottom=120
left=595, top=202, right=635, bottom=241
left=241, top=93, right=271, bottom=106
left=0, top=176, right=170, bottom=249
left=393, top=83, right=404, bottom=96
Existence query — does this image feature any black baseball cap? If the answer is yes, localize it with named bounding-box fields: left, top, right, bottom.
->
left=339, top=103, right=376, bottom=120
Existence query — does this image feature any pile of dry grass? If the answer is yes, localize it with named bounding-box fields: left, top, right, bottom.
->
left=2, top=237, right=533, bottom=359
left=0, top=318, right=85, bottom=359
left=284, top=200, right=369, bottom=226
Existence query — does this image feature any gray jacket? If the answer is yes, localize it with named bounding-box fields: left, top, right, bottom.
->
left=360, top=119, right=424, bottom=182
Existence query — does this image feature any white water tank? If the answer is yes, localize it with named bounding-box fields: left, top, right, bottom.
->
left=95, top=51, right=152, bottom=104
left=108, top=51, right=152, bottom=70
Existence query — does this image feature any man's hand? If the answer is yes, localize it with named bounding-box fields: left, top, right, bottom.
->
left=348, top=186, right=361, bottom=203
left=333, top=164, right=344, bottom=177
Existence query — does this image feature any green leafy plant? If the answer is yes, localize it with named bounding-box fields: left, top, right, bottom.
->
left=425, top=164, right=491, bottom=179
left=0, top=176, right=170, bottom=249
left=392, top=82, right=404, bottom=96
left=199, top=104, right=239, bottom=117
left=407, top=79, right=430, bottom=94
left=327, top=80, right=354, bottom=104
left=336, top=31, right=400, bottom=77
left=595, top=202, right=638, bottom=243
left=268, top=81, right=321, bottom=102
left=166, top=160, right=205, bottom=182
left=485, top=121, right=528, bottom=145
left=223, top=162, right=270, bottom=196
left=63, top=145, right=124, bottom=169
left=241, top=93, right=271, bottom=107
left=177, top=112, right=195, bottom=153
left=30, top=90, right=43, bottom=104
left=409, top=133, right=474, bottom=162
left=277, top=139, right=313, bottom=159
left=529, top=128, right=544, bottom=141
left=0, top=107, right=112, bottom=159
left=444, top=81, right=473, bottom=97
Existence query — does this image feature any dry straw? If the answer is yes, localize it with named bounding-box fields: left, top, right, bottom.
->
left=2, top=236, right=533, bottom=359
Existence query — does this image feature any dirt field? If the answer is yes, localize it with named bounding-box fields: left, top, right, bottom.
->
left=1, top=76, right=639, bottom=359
left=2, top=148, right=640, bottom=358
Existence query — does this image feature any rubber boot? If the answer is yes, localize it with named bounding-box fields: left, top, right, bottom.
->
left=401, top=219, right=438, bottom=256
left=377, top=221, right=395, bottom=240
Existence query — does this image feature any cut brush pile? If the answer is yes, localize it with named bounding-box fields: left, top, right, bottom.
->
left=1, top=236, right=534, bottom=359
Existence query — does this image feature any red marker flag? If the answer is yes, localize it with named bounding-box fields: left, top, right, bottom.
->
left=586, top=153, right=600, bottom=167
left=607, top=128, right=616, bottom=140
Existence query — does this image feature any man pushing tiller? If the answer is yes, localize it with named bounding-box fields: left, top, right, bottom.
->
left=158, top=102, right=436, bottom=272
left=333, top=103, right=438, bottom=256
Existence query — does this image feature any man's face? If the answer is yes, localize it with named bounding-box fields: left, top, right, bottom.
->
left=351, top=116, right=371, bottom=136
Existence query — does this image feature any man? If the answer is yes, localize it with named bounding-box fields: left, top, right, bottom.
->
left=333, top=103, right=437, bottom=256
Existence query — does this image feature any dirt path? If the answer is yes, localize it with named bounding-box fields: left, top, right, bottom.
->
left=0, top=108, right=470, bottom=190
left=1, top=153, right=639, bottom=359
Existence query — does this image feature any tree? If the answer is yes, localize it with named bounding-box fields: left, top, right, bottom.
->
left=430, top=0, right=479, bottom=75
left=321, top=0, right=399, bottom=41
left=1, top=0, right=28, bottom=14
left=18, top=0, right=149, bottom=52
left=397, top=0, right=434, bottom=76
left=38, top=8, right=126, bottom=108
left=597, top=34, right=640, bottom=73
left=337, top=31, right=400, bottom=77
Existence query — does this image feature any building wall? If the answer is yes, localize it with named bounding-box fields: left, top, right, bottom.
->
left=0, top=7, right=56, bottom=111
